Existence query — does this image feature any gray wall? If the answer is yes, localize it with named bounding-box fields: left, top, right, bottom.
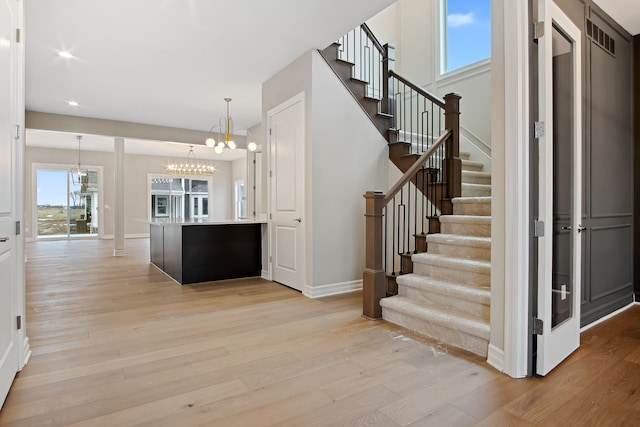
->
left=554, top=0, right=634, bottom=325
left=634, top=35, right=640, bottom=301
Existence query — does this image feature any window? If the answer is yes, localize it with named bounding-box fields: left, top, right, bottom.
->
left=235, top=180, right=246, bottom=219
left=150, top=176, right=211, bottom=220
left=155, top=195, right=169, bottom=217
left=441, top=0, right=491, bottom=74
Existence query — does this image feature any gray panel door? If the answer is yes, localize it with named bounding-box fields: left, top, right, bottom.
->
left=580, top=10, right=634, bottom=326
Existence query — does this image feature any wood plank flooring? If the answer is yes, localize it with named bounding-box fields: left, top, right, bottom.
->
left=0, top=238, right=639, bottom=426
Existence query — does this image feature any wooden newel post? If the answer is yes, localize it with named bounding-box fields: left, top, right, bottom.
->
left=381, top=43, right=395, bottom=115
left=363, top=191, right=386, bottom=319
left=444, top=93, right=462, bottom=201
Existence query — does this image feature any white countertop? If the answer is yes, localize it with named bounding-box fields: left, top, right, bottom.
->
left=150, top=216, right=267, bottom=226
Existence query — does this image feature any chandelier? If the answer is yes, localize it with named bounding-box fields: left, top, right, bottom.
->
left=70, top=135, right=89, bottom=185
left=205, top=97, right=237, bottom=154
left=166, top=145, right=216, bottom=175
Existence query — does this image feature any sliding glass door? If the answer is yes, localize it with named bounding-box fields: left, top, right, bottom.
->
left=36, top=167, right=100, bottom=238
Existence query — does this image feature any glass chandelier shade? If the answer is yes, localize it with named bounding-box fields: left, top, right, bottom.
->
left=70, top=135, right=89, bottom=185
left=166, top=145, right=216, bottom=176
left=206, top=98, right=236, bottom=154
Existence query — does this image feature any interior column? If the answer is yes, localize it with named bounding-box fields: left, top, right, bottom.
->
left=114, top=137, right=125, bottom=256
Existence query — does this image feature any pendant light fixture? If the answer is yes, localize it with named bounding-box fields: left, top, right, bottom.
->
left=205, top=98, right=237, bottom=154
left=166, top=145, right=216, bottom=176
left=70, top=135, right=89, bottom=185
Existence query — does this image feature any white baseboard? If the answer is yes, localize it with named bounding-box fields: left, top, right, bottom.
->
left=261, top=270, right=270, bottom=280
left=21, top=336, right=32, bottom=369
left=305, top=279, right=362, bottom=298
left=102, top=233, right=150, bottom=240
left=486, top=343, right=505, bottom=373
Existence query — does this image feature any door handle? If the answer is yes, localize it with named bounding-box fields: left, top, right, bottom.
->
left=293, top=217, right=302, bottom=223
left=0, top=237, right=8, bottom=242
left=577, top=225, right=587, bottom=233
left=561, top=226, right=571, bottom=231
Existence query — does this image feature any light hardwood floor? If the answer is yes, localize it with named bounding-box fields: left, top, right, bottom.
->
left=0, top=238, right=639, bottom=426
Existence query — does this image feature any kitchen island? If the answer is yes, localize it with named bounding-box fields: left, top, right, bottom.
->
left=150, top=218, right=266, bottom=285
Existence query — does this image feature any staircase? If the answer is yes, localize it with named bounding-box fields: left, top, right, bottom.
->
left=320, top=24, right=491, bottom=358
left=380, top=154, right=491, bottom=357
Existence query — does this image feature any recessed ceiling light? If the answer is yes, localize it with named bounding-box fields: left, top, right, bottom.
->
left=68, top=101, right=79, bottom=107
left=58, top=51, right=74, bottom=59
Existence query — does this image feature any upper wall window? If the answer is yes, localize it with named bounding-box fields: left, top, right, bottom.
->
left=441, top=0, right=491, bottom=74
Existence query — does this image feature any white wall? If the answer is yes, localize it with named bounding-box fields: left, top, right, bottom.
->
left=25, top=146, right=235, bottom=239
left=367, top=0, right=492, bottom=169
left=310, top=51, right=389, bottom=293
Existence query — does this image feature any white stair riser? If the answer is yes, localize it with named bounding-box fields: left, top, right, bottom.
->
left=413, top=263, right=490, bottom=287
left=427, top=241, right=491, bottom=261
left=462, top=171, right=491, bottom=185
left=382, top=306, right=489, bottom=357
left=398, top=286, right=490, bottom=322
left=452, top=202, right=491, bottom=216
left=440, top=221, right=491, bottom=237
left=462, top=184, right=491, bottom=197
left=461, top=160, right=484, bottom=172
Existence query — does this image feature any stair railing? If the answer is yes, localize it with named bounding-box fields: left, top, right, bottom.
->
left=364, top=130, right=455, bottom=319
left=329, top=23, right=462, bottom=318
left=336, top=23, right=387, bottom=100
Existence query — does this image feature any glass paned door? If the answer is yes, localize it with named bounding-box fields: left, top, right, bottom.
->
left=36, top=169, right=69, bottom=237
left=36, top=168, right=100, bottom=238
left=536, top=0, right=583, bottom=376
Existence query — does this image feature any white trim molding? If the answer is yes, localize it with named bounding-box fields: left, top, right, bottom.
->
left=487, top=343, right=505, bottom=372
left=305, top=280, right=363, bottom=298
left=490, top=0, right=531, bottom=378
left=502, top=0, right=530, bottom=379
left=21, top=337, right=32, bottom=368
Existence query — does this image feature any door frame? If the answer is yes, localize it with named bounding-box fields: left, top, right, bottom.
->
left=535, top=0, right=583, bottom=376
left=1, top=0, right=28, bottom=409
left=266, top=91, right=306, bottom=293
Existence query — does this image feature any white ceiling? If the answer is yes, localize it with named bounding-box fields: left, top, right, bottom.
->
left=25, top=0, right=395, bottom=133
left=593, top=0, right=640, bottom=35
left=23, top=0, right=637, bottom=156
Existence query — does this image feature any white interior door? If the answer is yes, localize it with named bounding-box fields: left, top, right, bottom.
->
left=536, top=0, right=583, bottom=376
left=268, top=94, right=305, bottom=292
left=0, top=0, right=21, bottom=408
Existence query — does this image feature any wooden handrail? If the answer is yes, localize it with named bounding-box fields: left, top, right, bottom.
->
left=360, top=23, right=385, bottom=55
left=389, top=70, right=445, bottom=109
left=383, top=129, right=452, bottom=205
